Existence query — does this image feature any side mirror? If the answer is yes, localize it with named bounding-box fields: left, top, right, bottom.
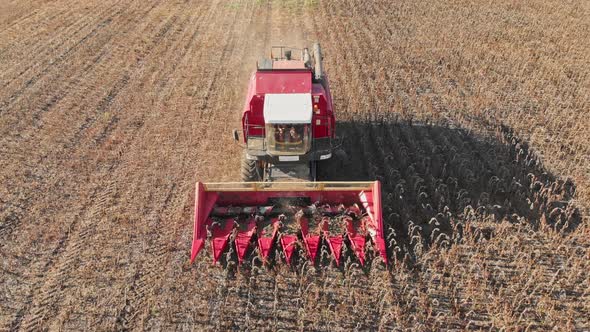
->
left=232, top=129, right=239, bottom=142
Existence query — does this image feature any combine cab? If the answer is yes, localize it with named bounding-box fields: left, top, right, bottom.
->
left=191, top=43, right=388, bottom=266
left=237, top=43, right=335, bottom=182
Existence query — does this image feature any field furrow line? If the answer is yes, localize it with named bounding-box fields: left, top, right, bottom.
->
left=0, top=0, right=125, bottom=91
left=0, top=5, right=40, bottom=29
left=131, top=0, right=212, bottom=112
left=4, top=182, right=101, bottom=331
left=115, top=1, right=250, bottom=328
left=0, top=0, right=155, bottom=114
left=0, top=0, right=102, bottom=58
left=115, top=183, right=177, bottom=331
left=17, top=181, right=116, bottom=331
left=0, top=0, right=171, bottom=243
left=1, top=4, right=190, bottom=329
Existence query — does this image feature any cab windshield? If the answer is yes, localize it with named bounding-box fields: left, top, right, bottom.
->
left=266, top=124, right=311, bottom=155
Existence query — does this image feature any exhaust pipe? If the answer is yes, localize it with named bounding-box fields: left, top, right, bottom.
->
left=313, top=43, right=323, bottom=81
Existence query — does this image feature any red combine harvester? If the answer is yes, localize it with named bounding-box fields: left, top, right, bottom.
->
left=191, top=44, right=387, bottom=266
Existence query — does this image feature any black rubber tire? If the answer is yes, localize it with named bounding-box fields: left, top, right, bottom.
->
left=241, top=152, right=262, bottom=182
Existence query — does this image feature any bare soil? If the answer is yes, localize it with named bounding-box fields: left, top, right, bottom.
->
left=1, top=0, right=588, bottom=330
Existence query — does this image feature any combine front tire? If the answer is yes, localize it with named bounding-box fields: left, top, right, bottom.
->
left=241, top=152, right=262, bottom=182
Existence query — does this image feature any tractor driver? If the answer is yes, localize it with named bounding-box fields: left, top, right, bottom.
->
left=275, top=125, right=286, bottom=142
left=289, top=126, right=302, bottom=143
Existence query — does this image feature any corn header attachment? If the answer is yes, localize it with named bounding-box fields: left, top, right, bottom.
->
left=191, top=181, right=387, bottom=266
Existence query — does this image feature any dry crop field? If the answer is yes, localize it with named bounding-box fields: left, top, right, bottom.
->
left=1, top=0, right=589, bottom=330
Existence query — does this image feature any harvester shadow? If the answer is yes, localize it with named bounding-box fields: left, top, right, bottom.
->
left=319, top=117, right=581, bottom=264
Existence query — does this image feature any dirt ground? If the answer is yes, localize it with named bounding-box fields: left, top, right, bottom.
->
left=0, top=0, right=588, bottom=330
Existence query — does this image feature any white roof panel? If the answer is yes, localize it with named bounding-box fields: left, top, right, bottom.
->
left=263, top=93, right=312, bottom=124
